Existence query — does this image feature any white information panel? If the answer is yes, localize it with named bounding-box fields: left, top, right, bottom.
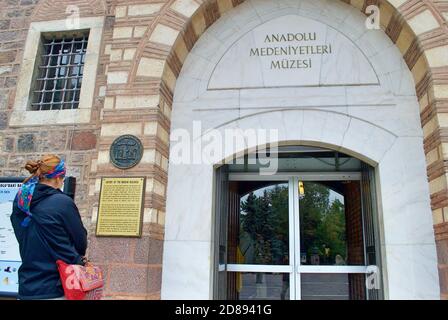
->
left=0, top=181, right=22, bottom=296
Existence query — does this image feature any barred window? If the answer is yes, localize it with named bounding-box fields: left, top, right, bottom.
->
left=31, top=32, right=89, bottom=111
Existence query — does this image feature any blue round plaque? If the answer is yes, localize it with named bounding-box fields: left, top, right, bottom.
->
left=110, top=135, right=143, bottom=169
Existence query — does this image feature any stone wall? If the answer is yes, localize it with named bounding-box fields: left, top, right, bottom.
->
left=1, top=0, right=448, bottom=299
left=0, top=0, right=167, bottom=300
left=0, top=1, right=101, bottom=222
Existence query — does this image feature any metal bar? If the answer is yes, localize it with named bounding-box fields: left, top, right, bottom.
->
left=226, top=264, right=293, bottom=273
left=293, top=177, right=302, bottom=300
left=297, top=266, right=368, bottom=274
left=33, top=88, right=81, bottom=94
left=43, top=41, right=87, bottom=46
left=0, top=177, right=26, bottom=182
left=288, top=177, right=296, bottom=300
left=226, top=265, right=367, bottom=274
left=33, top=34, right=87, bottom=111
left=229, top=172, right=361, bottom=181
left=31, top=101, right=80, bottom=106
left=60, top=38, right=72, bottom=106
left=38, top=65, right=86, bottom=69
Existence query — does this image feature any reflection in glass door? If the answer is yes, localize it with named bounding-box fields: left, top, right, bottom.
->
left=226, top=181, right=292, bottom=300
left=222, top=174, right=380, bottom=300
left=236, top=183, right=289, bottom=266
left=296, top=180, right=366, bottom=300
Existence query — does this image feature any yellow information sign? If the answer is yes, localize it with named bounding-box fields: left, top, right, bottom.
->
left=96, top=177, right=145, bottom=237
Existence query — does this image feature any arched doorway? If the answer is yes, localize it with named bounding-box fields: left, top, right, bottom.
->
left=214, top=146, right=382, bottom=300
left=162, top=0, right=440, bottom=299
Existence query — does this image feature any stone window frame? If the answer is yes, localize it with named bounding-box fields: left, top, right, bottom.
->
left=10, top=17, right=104, bottom=127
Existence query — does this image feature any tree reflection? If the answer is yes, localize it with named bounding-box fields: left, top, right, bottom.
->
left=239, top=182, right=346, bottom=266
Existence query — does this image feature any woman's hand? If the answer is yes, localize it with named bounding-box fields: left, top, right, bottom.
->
left=81, top=256, right=89, bottom=265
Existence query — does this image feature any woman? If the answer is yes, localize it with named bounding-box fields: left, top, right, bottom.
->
left=10, top=155, right=87, bottom=300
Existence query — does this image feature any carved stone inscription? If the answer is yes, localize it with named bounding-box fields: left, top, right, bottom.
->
left=208, top=15, right=379, bottom=89
left=250, top=32, right=332, bottom=70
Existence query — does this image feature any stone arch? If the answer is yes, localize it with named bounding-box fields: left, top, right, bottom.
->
left=151, top=1, right=448, bottom=221
left=151, top=0, right=447, bottom=299
left=156, top=0, right=445, bottom=99
left=163, top=104, right=437, bottom=299
left=153, top=0, right=448, bottom=207
left=200, top=108, right=397, bottom=167
left=117, top=0, right=448, bottom=214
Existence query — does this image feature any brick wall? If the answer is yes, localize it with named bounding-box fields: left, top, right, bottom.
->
left=0, top=0, right=102, bottom=223
left=0, top=0, right=168, bottom=300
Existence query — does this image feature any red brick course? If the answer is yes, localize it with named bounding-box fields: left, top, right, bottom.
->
left=70, top=131, right=97, bottom=151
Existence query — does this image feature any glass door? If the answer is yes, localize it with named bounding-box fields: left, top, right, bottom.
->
left=222, top=173, right=380, bottom=300
left=216, top=147, right=383, bottom=300
left=293, top=178, right=368, bottom=300
left=226, top=179, right=294, bottom=300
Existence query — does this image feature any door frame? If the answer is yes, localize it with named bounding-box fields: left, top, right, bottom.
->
left=224, top=171, right=372, bottom=300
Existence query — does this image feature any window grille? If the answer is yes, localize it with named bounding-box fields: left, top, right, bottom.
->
left=31, top=34, right=89, bottom=111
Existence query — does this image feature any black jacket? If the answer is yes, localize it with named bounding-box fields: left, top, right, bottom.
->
left=10, top=184, right=87, bottom=300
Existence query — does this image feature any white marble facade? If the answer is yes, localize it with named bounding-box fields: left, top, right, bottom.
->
left=162, top=0, right=440, bottom=299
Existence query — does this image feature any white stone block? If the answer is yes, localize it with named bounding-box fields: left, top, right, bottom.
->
left=408, top=10, right=440, bottom=35
left=137, top=57, right=165, bottom=78
left=128, top=3, right=163, bottom=16
left=107, top=71, right=128, bottom=84
left=170, top=0, right=200, bottom=17
left=150, top=24, right=180, bottom=46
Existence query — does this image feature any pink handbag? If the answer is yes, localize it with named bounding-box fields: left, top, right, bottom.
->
left=56, top=259, right=104, bottom=300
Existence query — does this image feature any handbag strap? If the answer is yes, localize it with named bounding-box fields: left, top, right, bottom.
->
left=26, top=211, right=85, bottom=266
left=27, top=212, right=58, bottom=263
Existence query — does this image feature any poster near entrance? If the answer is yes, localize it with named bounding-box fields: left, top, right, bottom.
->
left=0, top=179, right=22, bottom=297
